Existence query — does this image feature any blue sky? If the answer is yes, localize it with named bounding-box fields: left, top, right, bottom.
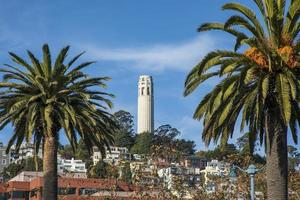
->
left=0, top=0, right=297, bottom=151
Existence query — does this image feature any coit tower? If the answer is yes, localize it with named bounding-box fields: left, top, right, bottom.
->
left=137, top=75, right=154, bottom=134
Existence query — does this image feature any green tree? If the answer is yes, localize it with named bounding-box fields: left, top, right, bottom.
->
left=196, top=144, right=237, bottom=161
left=0, top=44, right=117, bottom=200
left=151, top=125, right=196, bottom=161
left=154, top=124, right=180, bottom=141
left=58, top=145, right=74, bottom=159
left=59, top=139, right=90, bottom=161
left=236, top=132, right=262, bottom=155
left=184, top=1, right=300, bottom=199
left=237, top=133, right=251, bottom=156
left=22, top=157, right=43, bottom=171
left=130, top=132, right=152, bottom=155
left=85, top=159, right=94, bottom=176
left=175, top=139, right=196, bottom=155
left=90, top=160, right=109, bottom=178
left=288, top=145, right=298, bottom=158
left=113, top=110, right=135, bottom=149
left=120, top=162, right=132, bottom=183
left=1, top=163, right=23, bottom=181
left=75, top=139, right=90, bottom=161
left=1, top=157, right=43, bottom=181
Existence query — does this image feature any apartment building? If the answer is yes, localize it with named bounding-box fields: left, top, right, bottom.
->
left=10, top=143, right=43, bottom=164
left=92, top=146, right=130, bottom=165
left=200, top=160, right=230, bottom=184
left=57, top=158, right=87, bottom=173
left=180, top=156, right=207, bottom=170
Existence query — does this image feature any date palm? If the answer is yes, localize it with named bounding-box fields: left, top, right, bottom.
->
left=0, top=44, right=117, bottom=200
left=184, top=0, right=300, bottom=199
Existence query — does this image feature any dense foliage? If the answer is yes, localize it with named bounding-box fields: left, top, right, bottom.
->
left=112, top=110, right=135, bottom=149
left=0, top=44, right=117, bottom=199
left=184, top=1, right=300, bottom=199
left=130, top=132, right=153, bottom=154
left=1, top=157, right=43, bottom=181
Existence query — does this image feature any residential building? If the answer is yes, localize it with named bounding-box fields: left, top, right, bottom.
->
left=129, top=160, right=159, bottom=186
left=132, top=154, right=143, bottom=161
left=158, top=165, right=201, bottom=199
left=9, top=171, right=43, bottom=182
left=0, top=142, right=43, bottom=173
left=0, top=142, right=10, bottom=172
left=158, top=166, right=201, bottom=189
left=0, top=176, right=146, bottom=200
left=180, top=156, right=207, bottom=170
left=201, top=160, right=230, bottom=184
left=92, top=146, right=130, bottom=165
left=10, top=143, right=42, bottom=164
left=57, top=158, right=87, bottom=173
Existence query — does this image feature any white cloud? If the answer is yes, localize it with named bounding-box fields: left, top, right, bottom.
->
left=78, top=35, right=216, bottom=72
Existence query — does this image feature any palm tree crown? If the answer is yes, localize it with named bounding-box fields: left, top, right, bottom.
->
left=0, top=44, right=117, bottom=156
left=185, top=1, right=299, bottom=199
left=185, top=0, right=300, bottom=149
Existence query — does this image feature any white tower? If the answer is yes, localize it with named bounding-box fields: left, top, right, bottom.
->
left=137, top=75, right=154, bottom=134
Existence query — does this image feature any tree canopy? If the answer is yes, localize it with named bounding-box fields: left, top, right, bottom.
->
left=0, top=44, right=117, bottom=199
left=112, top=110, right=135, bottom=149
left=184, top=1, right=300, bottom=198
left=1, top=157, right=43, bottom=181
left=130, top=132, right=153, bottom=155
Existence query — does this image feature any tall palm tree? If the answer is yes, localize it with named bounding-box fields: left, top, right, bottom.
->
left=184, top=1, right=299, bottom=199
left=0, top=44, right=117, bottom=200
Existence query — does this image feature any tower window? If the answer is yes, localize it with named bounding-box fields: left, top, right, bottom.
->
left=147, top=87, right=150, bottom=95
left=141, top=87, right=144, bottom=95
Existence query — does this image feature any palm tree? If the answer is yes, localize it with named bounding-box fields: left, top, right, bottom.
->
left=0, top=44, right=117, bottom=200
left=184, top=1, right=299, bottom=199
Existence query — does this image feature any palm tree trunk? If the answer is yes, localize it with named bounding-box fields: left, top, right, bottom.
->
left=265, top=103, right=288, bottom=200
left=43, top=135, right=58, bottom=200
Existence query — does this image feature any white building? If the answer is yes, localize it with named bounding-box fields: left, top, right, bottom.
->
left=201, top=160, right=230, bottom=184
left=10, top=143, right=43, bottom=164
left=0, top=142, right=43, bottom=172
left=130, top=160, right=159, bottom=186
left=158, top=166, right=201, bottom=189
left=92, top=146, right=130, bottom=165
left=137, top=75, right=154, bottom=134
left=158, top=166, right=201, bottom=199
left=57, top=158, right=87, bottom=173
left=295, top=163, right=300, bottom=171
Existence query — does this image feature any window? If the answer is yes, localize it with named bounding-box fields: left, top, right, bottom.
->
left=2, top=159, right=6, bottom=164
left=141, top=87, right=144, bottom=95
left=147, top=87, right=150, bottom=95
left=58, top=187, right=76, bottom=195
left=12, top=191, right=29, bottom=198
